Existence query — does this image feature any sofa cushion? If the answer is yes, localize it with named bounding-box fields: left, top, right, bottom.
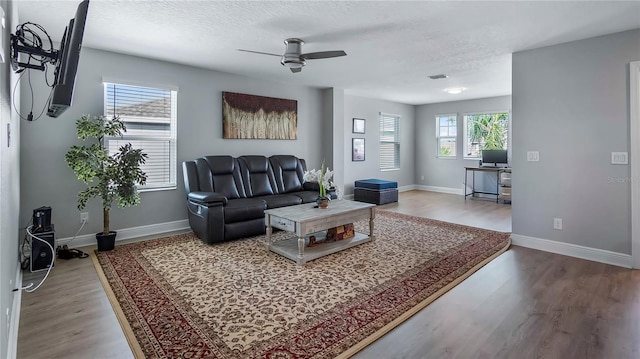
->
left=196, top=156, right=246, bottom=199
left=354, top=178, right=398, bottom=190
left=257, top=194, right=303, bottom=209
left=270, top=155, right=305, bottom=193
left=224, top=198, right=267, bottom=223
left=239, top=156, right=278, bottom=197
left=289, top=191, right=319, bottom=204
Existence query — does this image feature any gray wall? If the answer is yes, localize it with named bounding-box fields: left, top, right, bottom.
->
left=415, top=96, right=512, bottom=190
left=343, top=94, right=415, bottom=194
left=1, top=1, right=21, bottom=356
left=512, top=29, right=640, bottom=254
left=321, top=88, right=346, bottom=190
left=20, top=47, right=326, bottom=239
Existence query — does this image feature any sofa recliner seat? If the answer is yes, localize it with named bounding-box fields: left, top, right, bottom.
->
left=223, top=198, right=267, bottom=223
left=182, top=154, right=322, bottom=244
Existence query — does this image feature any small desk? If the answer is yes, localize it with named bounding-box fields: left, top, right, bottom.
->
left=464, top=166, right=510, bottom=203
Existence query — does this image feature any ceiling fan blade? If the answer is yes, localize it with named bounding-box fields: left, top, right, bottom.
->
left=301, top=50, right=347, bottom=60
left=237, top=49, right=282, bottom=57
left=290, top=67, right=302, bottom=73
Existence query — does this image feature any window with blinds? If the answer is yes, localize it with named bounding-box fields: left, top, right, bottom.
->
left=104, top=83, right=177, bottom=191
left=437, top=114, right=457, bottom=158
left=379, top=113, right=400, bottom=170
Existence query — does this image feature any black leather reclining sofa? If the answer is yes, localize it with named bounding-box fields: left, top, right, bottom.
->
left=182, top=155, right=321, bottom=244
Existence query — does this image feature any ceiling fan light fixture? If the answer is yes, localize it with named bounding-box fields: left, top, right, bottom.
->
left=281, top=58, right=305, bottom=68
left=241, top=37, right=346, bottom=74
left=445, top=87, right=465, bottom=94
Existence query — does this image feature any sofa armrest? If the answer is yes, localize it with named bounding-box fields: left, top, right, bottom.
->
left=188, top=191, right=228, bottom=206
left=327, top=187, right=338, bottom=200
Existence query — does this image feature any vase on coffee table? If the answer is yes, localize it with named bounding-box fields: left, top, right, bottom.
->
left=316, top=197, right=330, bottom=209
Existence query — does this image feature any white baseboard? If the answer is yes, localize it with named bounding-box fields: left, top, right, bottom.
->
left=414, top=185, right=464, bottom=195
left=57, top=219, right=190, bottom=248
left=398, top=185, right=417, bottom=192
left=8, top=266, right=22, bottom=359
left=511, top=234, right=633, bottom=268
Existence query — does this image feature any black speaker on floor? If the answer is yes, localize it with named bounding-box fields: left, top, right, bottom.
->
left=31, top=227, right=55, bottom=272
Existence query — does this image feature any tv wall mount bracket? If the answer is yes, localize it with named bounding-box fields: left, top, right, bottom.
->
left=10, top=32, right=59, bottom=73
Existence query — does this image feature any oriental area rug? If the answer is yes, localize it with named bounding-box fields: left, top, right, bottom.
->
left=91, top=210, right=511, bottom=359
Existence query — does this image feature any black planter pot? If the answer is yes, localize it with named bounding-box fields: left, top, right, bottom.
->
left=96, top=231, right=117, bottom=251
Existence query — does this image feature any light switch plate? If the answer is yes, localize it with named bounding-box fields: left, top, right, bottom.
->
left=611, top=152, right=628, bottom=165
left=527, top=151, right=539, bottom=162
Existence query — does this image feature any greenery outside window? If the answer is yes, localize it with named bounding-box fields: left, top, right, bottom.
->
left=379, top=113, right=400, bottom=170
left=436, top=114, right=457, bottom=158
left=463, top=112, right=509, bottom=159
left=104, top=82, right=178, bottom=191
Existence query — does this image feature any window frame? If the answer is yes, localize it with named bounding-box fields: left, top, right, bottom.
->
left=103, top=81, right=178, bottom=192
left=379, top=112, right=400, bottom=171
left=463, top=110, right=510, bottom=160
left=436, top=113, right=458, bottom=159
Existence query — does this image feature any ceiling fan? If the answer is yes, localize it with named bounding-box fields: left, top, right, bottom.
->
left=239, top=38, right=346, bottom=73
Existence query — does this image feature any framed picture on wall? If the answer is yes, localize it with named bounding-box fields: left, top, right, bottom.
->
left=222, top=92, right=298, bottom=139
left=352, top=118, right=365, bottom=134
left=352, top=138, right=365, bottom=161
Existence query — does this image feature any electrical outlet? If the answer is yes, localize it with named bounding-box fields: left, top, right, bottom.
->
left=553, top=218, right=563, bottom=230
left=80, top=212, right=89, bottom=223
left=527, top=151, right=540, bottom=162
left=611, top=152, right=628, bottom=165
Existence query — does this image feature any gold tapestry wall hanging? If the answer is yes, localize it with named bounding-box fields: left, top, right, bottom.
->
left=222, top=92, right=298, bottom=139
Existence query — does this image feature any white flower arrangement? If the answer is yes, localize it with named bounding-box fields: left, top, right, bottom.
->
left=303, top=160, right=342, bottom=200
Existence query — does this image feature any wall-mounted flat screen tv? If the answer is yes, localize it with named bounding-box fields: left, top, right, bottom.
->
left=47, top=0, right=89, bottom=118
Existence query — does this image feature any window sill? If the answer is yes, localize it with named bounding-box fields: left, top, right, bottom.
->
left=437, top=156, right=458, bottom=160
left=380, top=168, right=400, bottom=172
left=139, top=185, right=177, bottom=193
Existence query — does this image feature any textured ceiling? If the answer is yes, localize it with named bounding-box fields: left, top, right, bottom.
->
left=16, top=1, right=640, bottom=105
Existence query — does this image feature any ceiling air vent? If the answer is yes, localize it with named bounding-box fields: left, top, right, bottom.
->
left=428, top=74, right=448, bottom=80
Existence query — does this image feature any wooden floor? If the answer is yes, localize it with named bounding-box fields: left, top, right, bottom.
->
left=17, top=190, right=640, bottom=358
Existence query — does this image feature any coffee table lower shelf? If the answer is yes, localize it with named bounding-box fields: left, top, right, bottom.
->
left=268, top=231, right=371, bottom=265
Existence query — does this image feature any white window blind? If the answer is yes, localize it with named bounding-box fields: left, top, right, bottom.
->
left=437, top=114, right=457, bottom=158
left=104, top=83, right=177, bottom=191
left=379, top=113, right=400, bottom=170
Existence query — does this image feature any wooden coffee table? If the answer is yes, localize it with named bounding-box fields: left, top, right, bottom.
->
left=264, top=200, right=376, bottom=265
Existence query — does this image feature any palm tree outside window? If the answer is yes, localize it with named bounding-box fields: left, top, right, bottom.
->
left=463, top=112, right=509, bottom=158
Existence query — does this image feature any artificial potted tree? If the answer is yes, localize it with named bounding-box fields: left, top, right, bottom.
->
left=65, top=114, right=148, bottom=251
